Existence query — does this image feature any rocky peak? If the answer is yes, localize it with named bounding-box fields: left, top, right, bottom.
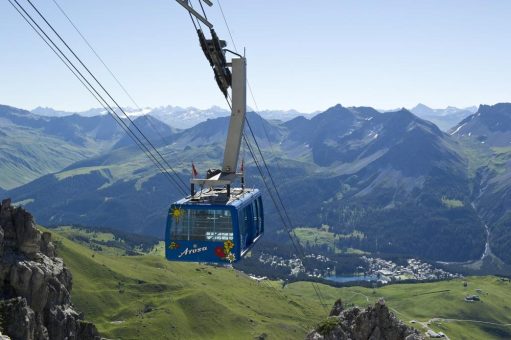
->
left=0, top=198, right=100, bottom=340
left=306, top=298, right=424, bottom=340
left=411, top=103, right=433, bottom=116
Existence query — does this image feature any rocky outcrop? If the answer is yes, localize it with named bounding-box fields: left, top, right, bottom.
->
left=0, top=198, right=100, bottom=340
left=306, top=298, right=424, bottom=340
left=0, top=297, right=35, bottom=339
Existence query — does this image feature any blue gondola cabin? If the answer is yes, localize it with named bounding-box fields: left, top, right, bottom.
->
left=165, top=187, right=263, bottom=263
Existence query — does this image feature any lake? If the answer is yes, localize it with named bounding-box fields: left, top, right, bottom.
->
left=325, top=274, right=379, bottom=283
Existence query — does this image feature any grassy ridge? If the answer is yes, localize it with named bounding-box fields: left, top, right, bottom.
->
left=47, top=227, right=511, bottom=339
left=0, top=127, right=97, bottom=189
left=293, top=226, right=367, bottom=254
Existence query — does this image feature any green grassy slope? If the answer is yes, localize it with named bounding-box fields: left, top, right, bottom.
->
left=48, top=227, right=327, bottom=339
left=0, top=126, right=99, bottom=189
left=46, top=228, right=511, bottom=340
left=294, top=226, right=367, bottom=254
left=289, top=277, right=511, bottom=340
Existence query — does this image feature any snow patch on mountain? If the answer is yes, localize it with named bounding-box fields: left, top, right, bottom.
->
left=31, top=105, right=313, bottom=129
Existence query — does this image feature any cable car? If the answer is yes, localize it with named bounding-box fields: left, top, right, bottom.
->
left=165, top=187, right=263, bottom=263
left=166, top=0, right=264, bottom=263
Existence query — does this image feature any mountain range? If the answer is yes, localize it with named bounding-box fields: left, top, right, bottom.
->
left=1, top=102, right=510, bottom=271
left=409, top=103, right=476, bottom=131
left=32, top=103, right=471, bottom=131
left=30, top=105, right=315, bottom=129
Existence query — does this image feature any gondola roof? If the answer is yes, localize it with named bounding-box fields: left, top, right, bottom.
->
left=174, top=187, right=260, bottom=207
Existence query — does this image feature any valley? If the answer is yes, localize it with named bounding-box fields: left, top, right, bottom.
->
left=1, top=102, right=510, bottom=277
left=43, top=224, right=511, bottom=339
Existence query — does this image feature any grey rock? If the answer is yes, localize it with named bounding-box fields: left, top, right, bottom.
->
left=0, top=297, right=36, bottom=340
left=10, top=262, right=33, bottom=298
left=15, top=210, right=41, bottom=256
left=0, top=199, right=100, bottom=340
left=0, top=226, right=4, bottom=255
left=77, top=320, right=101, bottom=340
left=306, top=299, right=424, bottom=340
left=40, top=232, right=55, bottom=258
left=0, top=199, right=11, bottom=213
left=329, top=299, right=344, bottom=317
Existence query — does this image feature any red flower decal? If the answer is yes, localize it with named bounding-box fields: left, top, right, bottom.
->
left=215, top=246, right=226, bottom=258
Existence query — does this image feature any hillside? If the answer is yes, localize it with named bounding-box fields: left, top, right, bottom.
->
left=4, top=111, right=293, bottom=237
left=279, top=105, right=484, bottom=262
left=44, top=225, right=511, bottom=340
left=0, top=105, right=124, bottom=189
left=45, top=225, right=329, bottom=339
left=112, top=115, right=179, bottom=149
left=451, top=103, right=511, bottom=148
left=451, top=103, right=511, bottom=267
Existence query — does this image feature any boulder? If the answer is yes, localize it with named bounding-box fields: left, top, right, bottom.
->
left=0, top=199, right=100, bottom=339
left=329, top=299, right=344, bottom=317
left=0, top=199, right=11, bottom=214
left=40, top=232, right=55, bottom=258
left=306, top=299, right=424, bottom=340
left=0, top=297, right=36, bottom=340
left=15, top=209, right=41, bottom=255
left=0, top=226, right=4, bottom=255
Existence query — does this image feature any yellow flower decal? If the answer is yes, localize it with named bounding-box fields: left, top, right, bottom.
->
left=218, top=240, right=235, bottom=262
left=171, top=207, right=184, bottom=222
left=224, top=240, right=234, bottom=251
left=169, top=242, right=179, bottom=250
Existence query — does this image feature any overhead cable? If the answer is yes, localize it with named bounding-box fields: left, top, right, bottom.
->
left=9, top=0, right=188, bottom=195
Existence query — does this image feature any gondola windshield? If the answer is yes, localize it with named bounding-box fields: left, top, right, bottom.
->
left=170, top=208, right=233, bottom=241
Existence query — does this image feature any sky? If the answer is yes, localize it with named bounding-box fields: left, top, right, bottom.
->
left=1, top=0, right=510, bottom=113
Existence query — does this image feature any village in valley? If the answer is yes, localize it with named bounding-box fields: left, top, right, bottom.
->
left=362, top=256, right=462, bottom=284
left=257, top=252, right=461, bottom=284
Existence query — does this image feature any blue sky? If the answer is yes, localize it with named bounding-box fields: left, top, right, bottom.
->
left=1, top=0, right=510, bottom=113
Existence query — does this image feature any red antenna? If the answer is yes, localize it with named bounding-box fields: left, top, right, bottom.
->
left=192, top=162, right=199, bottom=178
left=240, top=158, right=245, bottom=189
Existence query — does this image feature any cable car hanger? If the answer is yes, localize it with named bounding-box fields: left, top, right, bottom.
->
left=176, top=0, right=247, bottom=198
